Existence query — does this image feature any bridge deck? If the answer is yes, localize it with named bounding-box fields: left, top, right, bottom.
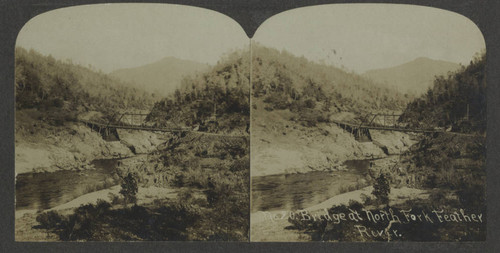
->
left=330, top=119, right=480, bottom=137
left=80, top=120, right=248, bottom=138
left=81, top=120, right=187, bottom=132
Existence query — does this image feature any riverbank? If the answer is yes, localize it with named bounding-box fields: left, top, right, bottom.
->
left=250, top=185, right=429, bottom=242
left=251, top=119, right=416, bottom=177
left=15, top=184, right=180, bottom=241
left=250, top=101, right=416, bottom=177
left=250, top=147, right=426, bottom=242
left=15, top=121, right=165, bottom=174
left=16, top=129, right=250, bottom=241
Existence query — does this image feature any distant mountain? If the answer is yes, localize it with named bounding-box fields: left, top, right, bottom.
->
left=110, top=57, right=210, bottom=96
left=15, top=47, right=155, bottom=125
left=251, top=45, right=410, bottom=116
left=400, top=53, right=486, bottom=133
left=363, top=57, right=461, bottom=95
left=148, top=49, right=250, bottom=134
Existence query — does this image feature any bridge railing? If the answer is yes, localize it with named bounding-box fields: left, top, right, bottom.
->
left=364, top=113, right=403, bottom=128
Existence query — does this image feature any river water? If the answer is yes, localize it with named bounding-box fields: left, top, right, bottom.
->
left=251, top=159, right=371, bottom=212
left=17, top=156, right=376, bottom=212
left=15, top=159, right=122, bottom=211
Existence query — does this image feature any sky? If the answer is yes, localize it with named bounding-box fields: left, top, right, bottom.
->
left=16, top=4, right=249, bottom=73
left=254, top=4, right=486, bottom=73
left=17, top=4, right=486, bottom=74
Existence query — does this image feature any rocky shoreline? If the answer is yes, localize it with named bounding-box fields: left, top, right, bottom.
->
left=15, top=122, right=165, bottom=175
left=251, top=122, right=417, bottom=177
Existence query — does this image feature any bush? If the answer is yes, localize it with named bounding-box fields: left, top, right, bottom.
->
left=120, top=173, right=138, bottom=205
left=263, top=93, right=290, bottom=110
left=60, top=202, right=107, bottom=240
left=52, top=98, right=64, bottom=108
left=36, top=210, right=65, bottom=229
left=230, top=157, right=250, bottom=172
left=108, top=192, right=123, bottom=205
left=290, top=98, right=316, bottom=112
left=35, top=200, right=114, bottom=241
left=372, top=174, right=390, bottom=206
left=304, top=98, right=316, bottom=109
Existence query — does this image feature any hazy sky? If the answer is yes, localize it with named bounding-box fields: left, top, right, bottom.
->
left=17, top=4, right=249, bottom=73
left=17, top=4, right=486, bottom=74
left=254, top=4, right=486, bottom=73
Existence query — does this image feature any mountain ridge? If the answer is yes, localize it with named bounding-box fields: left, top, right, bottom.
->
left=110, top=56, right=210, bottom=96
left=362, top=57, right=461, bottom=95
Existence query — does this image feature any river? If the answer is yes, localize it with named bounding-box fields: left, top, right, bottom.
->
left=15, top=158, right=123, bottom=211
left=17, top=156, right=381, bottom=212
left=251, top=159, right=372, bottom=212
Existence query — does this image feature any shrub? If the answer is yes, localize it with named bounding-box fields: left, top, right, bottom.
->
left=52, top=98, right=64, bottom=108
left=372, top=174, right=390, bottom=206
left=304, top=98, right=316, bottom=109
left=263, top=93, right=290, bottom=110
left=120, top=173, right=138, bottom=205
left=108, top=192, right=123, bottom=205
left=36, top=210, right=65, bottom=229
left=230, top=157, right=250, bottom=172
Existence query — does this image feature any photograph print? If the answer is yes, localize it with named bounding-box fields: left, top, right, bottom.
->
left=13, top=2, right=488, bottom=243
left=15, top=3, right=250, bottom=241
left=249, top=4, right=486, bottom=242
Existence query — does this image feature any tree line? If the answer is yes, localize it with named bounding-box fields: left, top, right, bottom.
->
left=147, top=49, right=250, bottom=133
left=15, top=47, right=155, bottom=126
left=251, top=45, right=410, bottom=119
left=400, top=52, right=486, bottom=133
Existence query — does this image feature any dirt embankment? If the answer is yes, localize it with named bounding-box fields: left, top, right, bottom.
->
left=15, top=123, right=165, bottom=174
left=251, top=106, right=416, bottom=177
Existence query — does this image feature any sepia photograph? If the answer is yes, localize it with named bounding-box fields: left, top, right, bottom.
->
left=249, top=4, right=486, bottom=242
left=11, top=1, right=490, bottom=245
left=14, top=3, right=250, bottom=241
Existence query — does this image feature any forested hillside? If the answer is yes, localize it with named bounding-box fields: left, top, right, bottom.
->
left=147, top=49, right=250, bottom=134
left=15, top=47, right=155, bottom=132
left=399, top=52, right=486, bottom=133
left=278, top=52, right=487, bottom=242
left=15, top=47, right=250, bottom=240
left=251, top=45, right=410, bottom=123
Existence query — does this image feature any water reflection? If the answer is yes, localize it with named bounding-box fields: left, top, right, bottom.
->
left=15, top=159, right=121, bottom=210
left=251, top=159, right=371, bottom=212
